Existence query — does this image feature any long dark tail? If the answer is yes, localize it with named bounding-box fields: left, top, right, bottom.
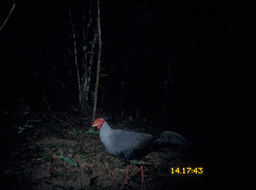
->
left=153, top=131, right=186, bottom=149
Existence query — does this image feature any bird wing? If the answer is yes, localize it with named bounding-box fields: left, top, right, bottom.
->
left=107, top=129, right=153, bottom=156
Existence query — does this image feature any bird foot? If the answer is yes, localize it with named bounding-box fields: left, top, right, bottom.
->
left=122, top=181, right=128, bottom=185
left=120, top=183, right=128, bottom=190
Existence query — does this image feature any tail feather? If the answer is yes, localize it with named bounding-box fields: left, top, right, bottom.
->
left=153, top=131, right=186, bottom=149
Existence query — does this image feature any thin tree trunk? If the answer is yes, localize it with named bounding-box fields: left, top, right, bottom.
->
left=80, top=0, right=95, bottom=111
left=92, top=0, right=102, bottom=122
left=69, top=8, right=81, bottom=104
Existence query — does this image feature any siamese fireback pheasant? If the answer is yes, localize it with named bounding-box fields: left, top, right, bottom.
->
left=92, top=118, right=186, bottom=188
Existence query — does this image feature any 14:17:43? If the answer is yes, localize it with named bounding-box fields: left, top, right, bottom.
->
left=170, top=167, right=203, bottom=175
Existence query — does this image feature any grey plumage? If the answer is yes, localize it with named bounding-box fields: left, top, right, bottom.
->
left=99, top=121, right=186, bottom=160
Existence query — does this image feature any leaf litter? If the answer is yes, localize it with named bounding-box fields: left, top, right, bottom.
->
left=3, top=112, right=188, bottom=190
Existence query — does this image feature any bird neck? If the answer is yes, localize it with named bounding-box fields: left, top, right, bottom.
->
left=100, top=121, right=112, bottom=137
left=100, top=121, right=112, bottom=130
left=99, top=121, right=114, bottom=149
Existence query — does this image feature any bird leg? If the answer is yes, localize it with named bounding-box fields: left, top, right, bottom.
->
left=123, top=164, right=130, bottom=184
left=141, top=161, right=144, bottom=189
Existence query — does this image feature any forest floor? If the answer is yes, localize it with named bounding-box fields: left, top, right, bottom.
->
left=1, top=111, right=208, bottom=190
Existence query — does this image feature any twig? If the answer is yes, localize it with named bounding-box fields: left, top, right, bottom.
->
left=50, top=113, right=73, bottom=128
left=55, top=117, right=73, bottom=127
left=105, top=162, right=113, bottom=178
left=79, top=166, right=83, bottom=189
left=0, top=1, right=16, bottom=32
left=43, top=92, right=52, bottom=113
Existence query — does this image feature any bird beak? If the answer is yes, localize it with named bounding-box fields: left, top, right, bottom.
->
left=92, top=123, right=97, bottom=128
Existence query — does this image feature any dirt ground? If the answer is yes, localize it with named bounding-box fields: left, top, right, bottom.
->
left=1, top=112, right=207, bottom=190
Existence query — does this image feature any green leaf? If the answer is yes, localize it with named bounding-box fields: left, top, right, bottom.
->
left=67, top=130, right=76, bottom=136
left=59, top=155, right=78, bottom=167
left=17, top=126, right=25, bottom=134
left=86, top=128, right=99, bottom=135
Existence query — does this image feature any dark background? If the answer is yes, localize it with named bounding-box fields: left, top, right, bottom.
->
left=0, top=0, right=235, bottom=188
left=0, top=0, right=234, bottom=119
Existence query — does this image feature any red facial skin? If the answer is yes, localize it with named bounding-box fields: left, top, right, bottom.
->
left=92, top=118, right=105, bottom=130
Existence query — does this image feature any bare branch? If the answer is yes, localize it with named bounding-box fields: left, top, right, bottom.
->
left=0, top=1, right=16, bottom=32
